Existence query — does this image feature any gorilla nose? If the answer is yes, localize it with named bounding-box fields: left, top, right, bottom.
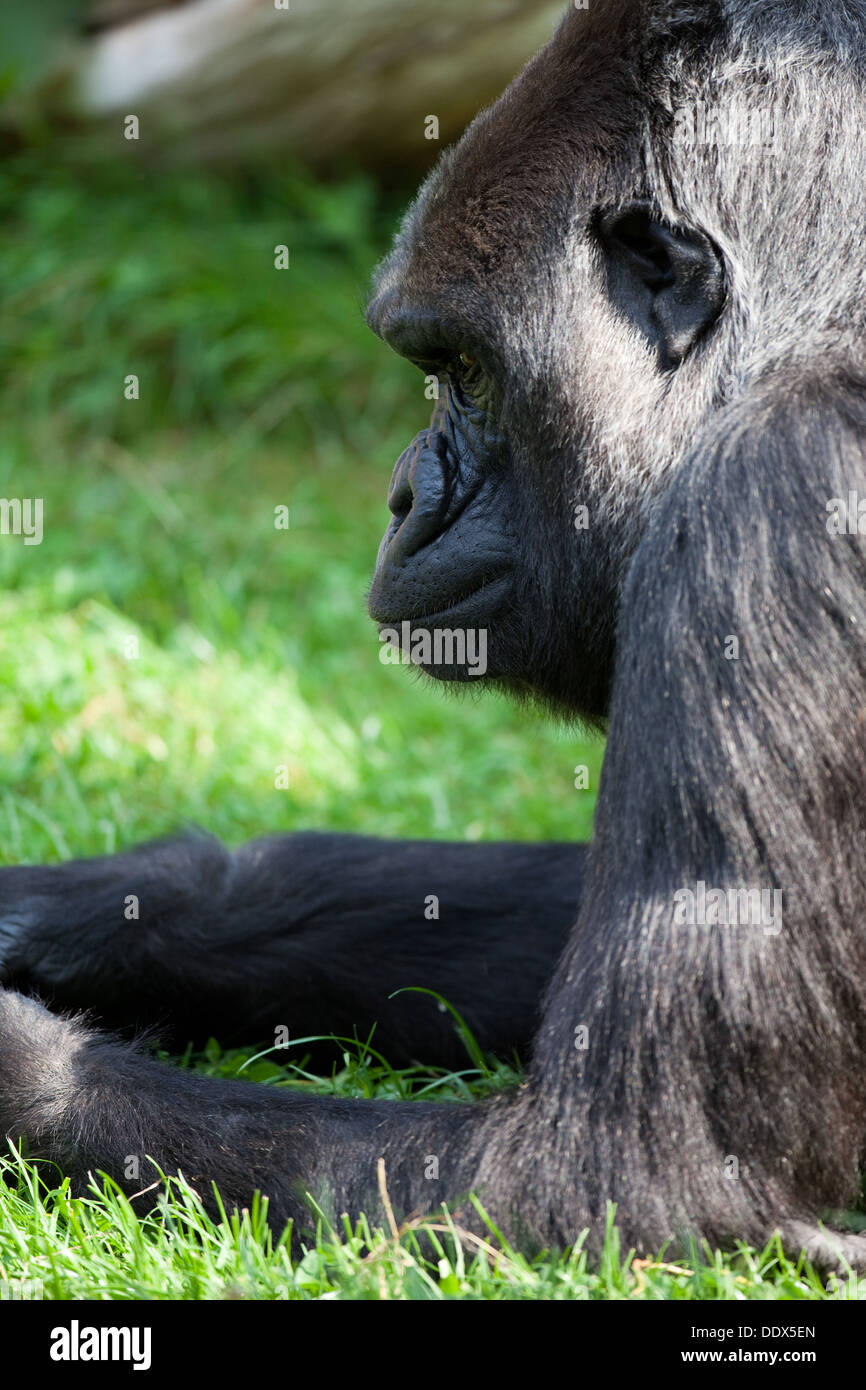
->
left=385, top=431, right=454, bottom=562
left=370, top=424, right=510, bottom=626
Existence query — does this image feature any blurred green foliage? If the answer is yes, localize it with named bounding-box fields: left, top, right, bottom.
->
left=0, top=156, right=400, bottom=439
left=0, top=1, right=83, bottom=88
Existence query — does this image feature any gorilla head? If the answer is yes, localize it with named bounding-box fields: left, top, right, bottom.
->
left=366, top=0, right=863, bottom=722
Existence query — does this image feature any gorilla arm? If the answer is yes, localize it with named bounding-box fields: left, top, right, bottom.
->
left=0, top=835, right=580, bottom=1068
left=486, top=384, right=866, bottom=1264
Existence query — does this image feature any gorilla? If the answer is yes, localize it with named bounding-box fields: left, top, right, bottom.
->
left=2, top=0, right=866, bottom=1271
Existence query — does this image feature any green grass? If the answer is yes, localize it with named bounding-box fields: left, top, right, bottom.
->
left=0, top=152, right=857, bottom=1299
left=2, top=1145, right=856, bottom=1302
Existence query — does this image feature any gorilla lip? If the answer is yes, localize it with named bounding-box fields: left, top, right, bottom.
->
left=369, top=572, right=511, bottom=630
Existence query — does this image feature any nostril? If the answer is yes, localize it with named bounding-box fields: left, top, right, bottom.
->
left=387, top=465, right=414, bottom=525
left=385, top=431, right=453, bottom=562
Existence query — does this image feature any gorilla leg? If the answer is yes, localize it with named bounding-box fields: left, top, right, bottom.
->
left=0, top=835, right=580, bottom=1066
left=0, top=988, right=483, bottom=1244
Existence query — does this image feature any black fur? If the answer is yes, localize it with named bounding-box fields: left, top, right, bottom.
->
left=3, top=0, right=866, bottom=1269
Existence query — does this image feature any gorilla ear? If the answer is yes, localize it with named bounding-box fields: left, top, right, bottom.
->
left=596, top=203, right=726, bottom=369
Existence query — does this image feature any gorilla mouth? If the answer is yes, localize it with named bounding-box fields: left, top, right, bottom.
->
left=368, top=425, right=515, bottom=638
left=371, top=572, right=512, bottom=629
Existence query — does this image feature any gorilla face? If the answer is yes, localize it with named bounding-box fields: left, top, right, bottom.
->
left=367, top=4, right=728, bottom=722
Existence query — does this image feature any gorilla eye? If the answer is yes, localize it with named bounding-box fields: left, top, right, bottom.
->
left=450, top=351, right=485, bottom=395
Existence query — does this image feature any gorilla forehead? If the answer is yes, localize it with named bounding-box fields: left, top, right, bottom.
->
left=375, top=0, right=866, bottom=321
left=371, top=2, right=730, bottom=346
left=375, top=2, right=654, bottom=313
